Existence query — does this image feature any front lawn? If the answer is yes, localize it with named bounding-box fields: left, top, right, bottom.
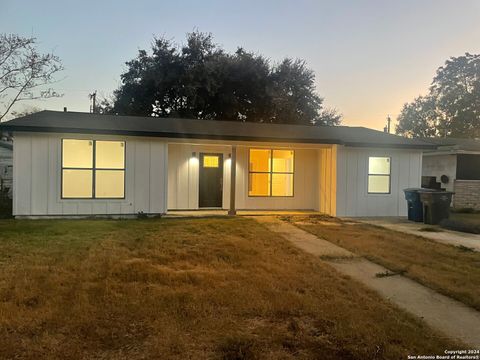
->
left=0, top=217, right=458, bottom=359
left=288, top=215, right=480, bottom=311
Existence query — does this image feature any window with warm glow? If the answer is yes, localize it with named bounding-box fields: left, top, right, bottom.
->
left=368, top=156, right=390, bottom=194
left=249, top=149, right=294, bottom=196
left=62, top=139, right=125, bottom=199
left=203, top=155, right=219, bottom=168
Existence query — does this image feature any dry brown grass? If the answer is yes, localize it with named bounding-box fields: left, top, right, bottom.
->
left=0, top=217, right=459, bottom=359
left=288, top=215, right=480, bottom=311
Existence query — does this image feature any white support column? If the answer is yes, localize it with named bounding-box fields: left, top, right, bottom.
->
left=228, top=145, right=237, bottom=216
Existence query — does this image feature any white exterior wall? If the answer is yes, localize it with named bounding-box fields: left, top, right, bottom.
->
left=168, top=143, right=319, bottom=210
left=235, top=146, right=317, bottom=210
left=336, top=146, right=422, bottom=217
left=13, top=132, right=168, bottom=217
left=422, top=154, right=457, bottom=191
left=317, top=146, right=337, bottom=216
left=167, top=143, right=231, bottom=210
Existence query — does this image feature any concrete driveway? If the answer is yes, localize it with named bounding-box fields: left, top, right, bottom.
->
left=352, top=217, right=480, bottom=252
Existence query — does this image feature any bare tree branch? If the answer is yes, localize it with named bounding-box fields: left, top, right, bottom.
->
left=0, top=34, right=64, bottom=121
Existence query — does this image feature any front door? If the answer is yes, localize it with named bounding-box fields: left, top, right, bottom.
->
left=199, top=153, right=223, bottom=208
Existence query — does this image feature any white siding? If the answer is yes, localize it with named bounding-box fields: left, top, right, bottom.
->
left=13, top=133, right=168, bottom=217
left=317, top=146, right=337, bottom=216
left=168, top=144, right=318, bottom=210
left=168, top=143, right=232, bottom=210
left=336, top=146, right=422, bottom=217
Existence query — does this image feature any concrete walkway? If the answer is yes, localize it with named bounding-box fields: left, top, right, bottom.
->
left=254, top=216, right=480, bottom=348
left=354, top=217, right=480, bottom=252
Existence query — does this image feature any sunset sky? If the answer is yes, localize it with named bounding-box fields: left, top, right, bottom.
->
left=2, top=0, right=480, bottom=130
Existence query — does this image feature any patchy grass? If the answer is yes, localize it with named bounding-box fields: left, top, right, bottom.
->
left=288, top=215, right=480, bottom=311
left=0, top=217, right=459, bottom=359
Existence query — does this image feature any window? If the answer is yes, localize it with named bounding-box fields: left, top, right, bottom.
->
left=203, top=155, right=219, bottom=168
left=368, top=156, right=390, bottom=194
left=249, top=149, right=294, bottom=197
left=62, top=139, right=125, bottom=199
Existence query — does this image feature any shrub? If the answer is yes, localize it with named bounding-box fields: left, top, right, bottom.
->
left=0, top=189, right=12, bottom=219
left=440, top=219, right=480, bottom=234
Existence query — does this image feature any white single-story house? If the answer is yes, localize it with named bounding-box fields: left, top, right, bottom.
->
left=422, top=138, right=480, bottom=209
left=0, top=110, right=435, bottom=218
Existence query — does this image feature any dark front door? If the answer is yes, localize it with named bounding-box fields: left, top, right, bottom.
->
left=199, top=153, right=223, bottom=208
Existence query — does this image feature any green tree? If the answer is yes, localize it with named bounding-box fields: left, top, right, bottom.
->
left=431, top=53, right=480, bottom=137
left=395, top=96, right=445, bottom=138
left=396, top=53, right=480, bottom=138
left=109, top=32, right=341, bottom=126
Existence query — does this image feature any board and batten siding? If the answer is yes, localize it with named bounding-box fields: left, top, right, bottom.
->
left=317, top=146, right=337, bottom=216
left=13, top=132, right=168, bottom=217
left=335, top=146, right=422, bottom=217
left=167, top=143, right=231, bottom=210
left=168, top=144, right=319, bottom=210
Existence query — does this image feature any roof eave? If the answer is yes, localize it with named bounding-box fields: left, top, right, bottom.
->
left=0, top=124, right=435, bottom=150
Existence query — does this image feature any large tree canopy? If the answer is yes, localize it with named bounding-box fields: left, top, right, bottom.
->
left=396, top=53, right=480, bottom=138
left=109, top=32, right=341, bottom=126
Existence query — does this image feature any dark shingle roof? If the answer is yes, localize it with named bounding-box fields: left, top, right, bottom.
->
left=421, top=137, right=480, bottom=152
left=0, top=110, right=436, bottom=149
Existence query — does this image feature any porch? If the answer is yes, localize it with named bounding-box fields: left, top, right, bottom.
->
left=166, top=141, right=337, bottom=216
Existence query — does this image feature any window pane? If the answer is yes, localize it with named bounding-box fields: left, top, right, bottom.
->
left=96, top=141, right=125, bottom=169
left=272, top=150, right=294, bottom=173
left=62, top=169, right=93, bottom=198
left=203, top=155, right=219, bottom=168
left=249, top=173, right=270, bottom=196
left=272, top=174, right=294, bottom=196
left=62, top=139, right=93, bottom=168
left=95, top=170, right=125, bottom=198
left=249, top=149, right=271, bottom=172
left=368, top=175, right=390, bottom=193
left=368, top=157, right=390, bottom=175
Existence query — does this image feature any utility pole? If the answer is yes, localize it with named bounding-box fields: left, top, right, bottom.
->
left=89, top=90, right=97, bottom=113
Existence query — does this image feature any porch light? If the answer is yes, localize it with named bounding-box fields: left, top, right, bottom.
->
left=191, top=151, right=197, bottom=158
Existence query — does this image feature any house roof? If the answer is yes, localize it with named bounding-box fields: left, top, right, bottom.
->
left=421, top=137, right=480, bottom=153
left=0, top=110, right=436, bottom=149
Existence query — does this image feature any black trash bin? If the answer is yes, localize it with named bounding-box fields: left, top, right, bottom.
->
left=419, top=191, right=454, bottom=225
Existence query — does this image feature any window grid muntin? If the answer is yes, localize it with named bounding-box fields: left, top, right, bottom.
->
left=248, top=148, right=294, bottom=197
left=61, top=139, right=126, bottom=199
left=367, top=156, right=391, bottom=194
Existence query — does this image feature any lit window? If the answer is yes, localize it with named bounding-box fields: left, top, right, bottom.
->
left=203, top=155, right=219, bottom=168
left=249, top=149, right=294, bottom=196
left=62, top=139, right=125, bottom=199
left=368, top=157, right=390, bottom=194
